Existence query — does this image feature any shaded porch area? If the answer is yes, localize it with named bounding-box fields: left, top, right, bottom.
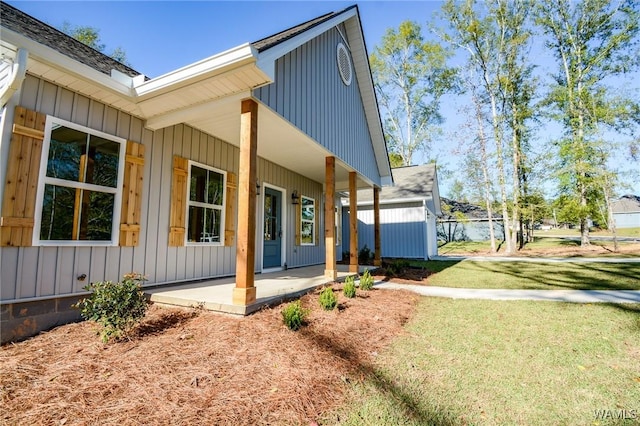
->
left=146, top=264, right=369, bottom=315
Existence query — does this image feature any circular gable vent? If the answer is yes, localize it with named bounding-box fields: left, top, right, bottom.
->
left=336, top=43, right=352, bottom=86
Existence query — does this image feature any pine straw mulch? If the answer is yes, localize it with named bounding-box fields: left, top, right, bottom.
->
left=0, top=285, right=420, bottom=426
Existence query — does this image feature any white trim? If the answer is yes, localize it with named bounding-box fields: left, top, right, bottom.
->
left=0, top=28, right=134, bottom=97
left=259, top=182, right=287, bottom=272
left=255, top=7, right=358, bottom=80
left=185, top=160, right=227, bottom=246
left=0, top=48, right=28, bottom=107
left=300, top=195, right=316, bottom=246
left=135, top=43, right=259, bottom=98
left=33, top=115, right=126, bottom=246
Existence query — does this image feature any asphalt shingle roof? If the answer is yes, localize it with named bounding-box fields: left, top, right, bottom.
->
left=612, top=195, right=640, bottom=213
left=357, top=164, right=437, bottom=202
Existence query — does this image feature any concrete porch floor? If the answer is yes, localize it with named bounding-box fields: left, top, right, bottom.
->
left=146, top=264, right=369, bottom=315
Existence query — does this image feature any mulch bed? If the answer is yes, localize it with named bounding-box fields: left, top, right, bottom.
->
left=0, top=285, right=419, bottom=426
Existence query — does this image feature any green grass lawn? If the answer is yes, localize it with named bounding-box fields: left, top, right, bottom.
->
left=438, top=236, right=639, bottom=257
left=325, top=299, right=640, bottom=425
left=403, top=260, right=640, bottom=291
left=538, top=227, right=640, bottom=238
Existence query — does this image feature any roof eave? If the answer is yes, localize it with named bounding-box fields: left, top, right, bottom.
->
left=0, top=27, right=134, bottom=97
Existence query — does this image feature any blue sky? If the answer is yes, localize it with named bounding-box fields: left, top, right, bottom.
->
left=7, top=1, right=443, bottom=78
left=6, top=1, right=639, bottom=198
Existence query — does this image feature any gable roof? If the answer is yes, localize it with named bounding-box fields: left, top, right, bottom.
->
left=612, top=195, right=640, bottom=214
left=354, top=164, right=441, bottom=215
left=0, top=1, right=140, bottom=78
left=1, top=2, right=391, bottom=188
left=252, top=8, right=349, bottom=52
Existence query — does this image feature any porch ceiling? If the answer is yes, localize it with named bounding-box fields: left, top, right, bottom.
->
left=162, top=97, right=372, bottom=191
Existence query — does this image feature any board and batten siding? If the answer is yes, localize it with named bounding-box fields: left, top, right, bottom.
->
left=253, top=24, right=381, bottom=186
left=343, top=202, right=429, bottom=260
left=1, top=75, right=326, bottom=302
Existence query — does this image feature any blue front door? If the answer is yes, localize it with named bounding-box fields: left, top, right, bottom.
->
left=263, top=187, right=282, bottom=269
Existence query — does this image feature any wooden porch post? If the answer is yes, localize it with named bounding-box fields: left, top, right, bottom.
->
left=349, top=171, right=358, bottom=273
left=373, top=187, right=382, bottom=266
left=324, top=156, right=337, bottom=280
left=233, top=99, right=258, bottom=305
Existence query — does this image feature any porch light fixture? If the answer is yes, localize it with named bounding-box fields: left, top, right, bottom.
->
left=291, top=190, right=300, bottom=205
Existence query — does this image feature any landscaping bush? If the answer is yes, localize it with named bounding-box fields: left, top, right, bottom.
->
left=343, top=276, right=356, bottom=298
left=359, top=269, right=374, bottom=291
left=281, top=300, right=309, bottom=331
left=74, top=273, right=148, bottom=343
left=319, top=286, right=338, bottom=310
left=358, top=245, right=374, bottom=264
left=386, top=259, right=410, bottom=277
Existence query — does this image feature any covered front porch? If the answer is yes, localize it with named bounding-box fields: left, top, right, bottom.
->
left=146, top=264, right=370, bottom=315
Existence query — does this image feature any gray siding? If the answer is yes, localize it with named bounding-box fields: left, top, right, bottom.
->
left=342, top=202, right=430, bottom=259
left=437, top=219, right=506, bottom=242
left=254, top=24, right=380, bottom=186
left=1, top=75, right=324, bottom=302
left=613, top=212, right=640, bottom=229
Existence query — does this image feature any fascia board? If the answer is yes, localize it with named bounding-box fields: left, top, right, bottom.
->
left=0, top=27, right=134, bottom=97
left=145, top=91, right=251, bottom=131
left=255, top=7, right=358, bottom=81
left=342, top=196, right=429, bottom=207
left=135, top=43, right=260, bottom=99
left=344, top=15, right=392, bottom=184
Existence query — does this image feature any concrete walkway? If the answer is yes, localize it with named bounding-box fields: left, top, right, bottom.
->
left=375, top=282, right=640, bottom=303
left=432, top=255, right=640, bottom=263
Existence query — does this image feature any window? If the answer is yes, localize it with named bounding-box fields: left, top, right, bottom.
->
left=35, top=117, right=125, bottom=245
left=187, top=162, right=225, bottom=244
left=300, top=195, right=315, bottom=245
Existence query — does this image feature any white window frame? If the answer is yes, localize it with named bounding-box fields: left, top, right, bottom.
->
left=33, top=116, right=126, bottom=246
left=186, top=160, right=226, bottom=246
left=300, top=195, right=315, bottom=246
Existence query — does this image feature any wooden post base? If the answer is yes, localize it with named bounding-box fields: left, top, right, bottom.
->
left=232, top=287, right=257, bottom=306
left=349, top=264, right=359, bottom=273
left=373, top=259, right=382, bottom=267
left=324, top=269, right=337, bottom=281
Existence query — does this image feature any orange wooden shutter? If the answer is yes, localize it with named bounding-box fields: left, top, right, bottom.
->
left=1, top=106, right=46, bottom=247
left=119, top=141, right=145, bottom=246
left=224, top=172, right=237, bottom=246
left=168, top=156, right=188, bottom=246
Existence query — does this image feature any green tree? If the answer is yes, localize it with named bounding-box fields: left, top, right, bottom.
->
left=535, top=0, right=639, bottom=246
left=370, top=21, right=458, bottom=166
left=439, top=0, right=535, bottom=254
left=60, top=22, right=130, bottom=66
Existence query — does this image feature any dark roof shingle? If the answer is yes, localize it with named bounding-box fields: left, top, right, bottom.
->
left=1, top=1, right=141, bottom=77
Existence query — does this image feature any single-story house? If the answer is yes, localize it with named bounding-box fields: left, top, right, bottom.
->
left=0, top=3, right=392, bottom=342
left=342, top=164, right=441, bottom=260
left=437, top=197, right=505, bottom=242
left=612, top=195, right=640, bottom=229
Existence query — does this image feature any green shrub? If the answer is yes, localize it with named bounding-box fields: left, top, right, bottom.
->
left=359, top=269, right=374, bottom=291
left=343, top=276, right=356, bottom=298
left=386, top=259, right=410, bottom=277
left=281, top=300, right=309, bottom=331
left=358, top=245, right=373, bottom=264
left=319, top=286, right=338, bottom=310
left=74, top=273, right=148, bottom=343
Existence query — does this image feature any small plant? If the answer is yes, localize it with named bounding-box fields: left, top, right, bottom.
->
left=319, top=286, right=338, bottom=310
left=74, top=273, right=148, bottom=343
left=358, top=245, right=374, bottom=264
left=386, top=259, right=410, bottom=277
left=343, top=276, right=356, bottom=298
left=359, top=269, right=374, bottom=291
left=281, top=300, right=309, bottom=331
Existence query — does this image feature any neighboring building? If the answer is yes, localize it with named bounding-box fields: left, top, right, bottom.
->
left=0, top=3, right=392, bottom=342
left=437, top=197, right=505, bottom=242
left=342, top=164, right=441, bottom=260
left=612, top=195, right=640, bottom=229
